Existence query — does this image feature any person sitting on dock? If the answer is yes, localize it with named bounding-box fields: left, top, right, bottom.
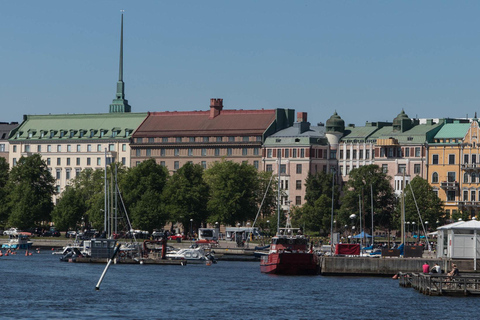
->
left=447, top=264, right=459, bottom=277
left=430, top=263, right=440, bottom=274
left=422, top=262, right=430, bottom=274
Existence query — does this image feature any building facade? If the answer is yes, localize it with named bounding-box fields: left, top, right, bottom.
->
left=0, top=122, right=19, bottom=162
left=130, top=98, right=295, bottom=172
left=263, top=112, right=335, bottom=209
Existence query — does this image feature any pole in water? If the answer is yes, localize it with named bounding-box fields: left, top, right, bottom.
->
left=95, top=243, right=121, bottom=291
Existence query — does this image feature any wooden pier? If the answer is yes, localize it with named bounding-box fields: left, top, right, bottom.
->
left=398, top=272, right=480, bottom=296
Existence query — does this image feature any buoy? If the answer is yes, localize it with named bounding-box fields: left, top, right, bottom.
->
left=206, top=260, right=212, bottom=266
left=25, top=250, right=28, bottom=256
left=392, top=274, right=398, bottom=279
left=51, top=248, right=54, bottom=251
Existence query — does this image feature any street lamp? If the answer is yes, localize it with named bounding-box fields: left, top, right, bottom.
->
left=406, top=221, right=410, bottom=239
left=412, top=222, right=416, bottom=243
left=190, top=219, right=193, bottom=239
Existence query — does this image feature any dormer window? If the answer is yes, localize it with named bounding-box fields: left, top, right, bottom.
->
left=79, top=130, right=85, bottom=138
left=125, top=129, right=132, bottom=137
left=50, top=131, right=56, bottom=138
left=90, top=130, right=96, bottom=138
left=111, top=127, right=120, bottom=138
left=59, top=130, right=66, bottom=138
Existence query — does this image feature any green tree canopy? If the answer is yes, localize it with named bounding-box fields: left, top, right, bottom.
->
left=0, top=157, right=10, bottom=224
left=163, top=162, right=209, bottom=233
left=5, top=154, right=55, bottom=229
left=120, top=159, right=169, bottom=232
left=51, top=185, right=86, bottom=230
left=293, top=172, right=340, bottom=234
left=338, top=164, right=395, bottom=232
left=204, top=160, right=259, bottom=226
left=401, top=175, right=444, bottom=230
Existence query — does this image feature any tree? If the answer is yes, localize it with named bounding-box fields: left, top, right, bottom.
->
left=338, top=165, right=395, bottom=233
left=402, top=176, right=444, bottom=230
left=293, top=172, right=340, bottom=234
left=120, top=159, right=169, bottom=231
left=0, top=157, right=10, bottom=224
left=51, top=185, right=86, bottom=230
left=163, top=162, right=209, bottom=234
left=5, top=154, right=55, bottom=229
left=204, top=160, right=259, bottom=226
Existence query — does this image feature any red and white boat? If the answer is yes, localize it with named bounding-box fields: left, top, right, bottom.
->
left=260, top=228, right=319, bottom=275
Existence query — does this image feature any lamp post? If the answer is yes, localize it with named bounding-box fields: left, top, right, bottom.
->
left=215, top=221, right=219, bottom=240
left=412, top=221, right=416, bottom=244
left=190, top=219, right=193, bottom=239
left=266, top=220, right=270, bottom=238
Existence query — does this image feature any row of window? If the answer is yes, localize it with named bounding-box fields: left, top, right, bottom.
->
left=134, top=160, right=261, bottom=171
left=340, top=149, right=372, bottom=160
left=280, top=180, right=303, bottom=190
left=11, top=156, right=126, bottom=169
left=135, top=147, right=260, bottom=158
left=15, top=144, right=126, bottom=153
left=379, top=147, right=422, bottom=158
left=266, top=148, right=311, bottom=159
left=266, top=164, right=303, bottom=174
left=19, top=129, right=131, bottom=140
left=136, top=136, right=262, bottom=143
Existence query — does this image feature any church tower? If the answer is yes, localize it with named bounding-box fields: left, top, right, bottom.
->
left=109, top=13, right=131, bottom=113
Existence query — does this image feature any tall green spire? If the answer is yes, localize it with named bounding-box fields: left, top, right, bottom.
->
left=110, top=12, right=131, bottom=113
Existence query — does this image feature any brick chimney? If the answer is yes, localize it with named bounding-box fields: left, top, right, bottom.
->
left=297, top=112, right=307, bottom=123
left=209, top=98, right=223, bottom=119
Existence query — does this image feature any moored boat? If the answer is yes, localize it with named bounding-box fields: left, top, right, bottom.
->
left=260, top=228, right=318, bottom=275
left=2, top=234, right=33, bottom=250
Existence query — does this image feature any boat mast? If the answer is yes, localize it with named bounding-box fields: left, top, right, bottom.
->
left=277, top=154, right=281, bottom=235
left=371, top=183, right=374, bottom=247
left=104, top=149, right=108, bottom=235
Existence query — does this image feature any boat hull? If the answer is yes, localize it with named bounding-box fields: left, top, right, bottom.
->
left=260, top=252, right=319, bottom=275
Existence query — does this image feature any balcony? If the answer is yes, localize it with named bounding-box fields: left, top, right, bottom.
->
left=461, top=163, right=480, bottom=171
left=440, top=181, right=458, bottom=190
left=458, top=201, right=480, bottom=208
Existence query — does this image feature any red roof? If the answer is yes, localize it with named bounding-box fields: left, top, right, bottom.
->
left=134, top=109, right=277, bottom=137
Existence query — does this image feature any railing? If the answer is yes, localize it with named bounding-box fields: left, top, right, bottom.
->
left=461, top=163, right=480, bottom=171
left=440, top=181, right=458, bottom=190
left=399, top=272, right=480, bottom=296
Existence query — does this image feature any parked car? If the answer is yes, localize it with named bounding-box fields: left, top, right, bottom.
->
left=66, top=230, right=77, bottom=238
left=168, top=234, right=187, bottom=240
left=3, top=228, right=19, bottom=236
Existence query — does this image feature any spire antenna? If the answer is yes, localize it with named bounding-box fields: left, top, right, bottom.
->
left=109, top=10, right=131, bottom=113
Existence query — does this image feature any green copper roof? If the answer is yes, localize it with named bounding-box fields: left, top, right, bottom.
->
left=326, top=111, right=345, bottom=133
left=433, top=122, right=470, bottom=140
left=9, top=113, right=147, bottom=141
left=376, top=120, right=443, bottom=144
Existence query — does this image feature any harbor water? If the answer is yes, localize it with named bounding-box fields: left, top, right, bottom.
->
left=1, top=251, right=479, bottom=319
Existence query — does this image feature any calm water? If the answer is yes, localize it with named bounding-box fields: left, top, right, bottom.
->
left=0, top=251, right=479, bottom=319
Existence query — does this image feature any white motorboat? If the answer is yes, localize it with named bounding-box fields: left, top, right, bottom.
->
left=166, top=247, right=216, bottom=264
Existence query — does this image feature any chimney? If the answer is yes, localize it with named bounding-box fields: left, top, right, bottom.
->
left=297, top=112, right=307, bottom=123
left=209, top=98, right=223, bottom=119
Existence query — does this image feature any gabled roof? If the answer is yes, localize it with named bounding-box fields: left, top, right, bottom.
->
left=134, top=109, right=279, bottom=137
left=10, top=113, right=147, bottom=141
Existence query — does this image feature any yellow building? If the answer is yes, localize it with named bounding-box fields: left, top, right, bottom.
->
left=428, top=119, right=471, bottom=218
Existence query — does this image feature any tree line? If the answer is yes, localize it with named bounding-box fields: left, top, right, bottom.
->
left=0, top=154, right=448, bottom=236
left=0, top=155, right=276, bottom=233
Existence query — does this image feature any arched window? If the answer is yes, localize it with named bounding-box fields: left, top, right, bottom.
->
left=432, top=172, right=439, bottom=183
left=464, top=172, right=469, bottom=183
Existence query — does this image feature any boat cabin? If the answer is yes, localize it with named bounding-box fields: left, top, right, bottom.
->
left=90, top=239, right=117, bottom=259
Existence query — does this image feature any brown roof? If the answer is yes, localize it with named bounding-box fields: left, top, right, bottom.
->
left=134, top=109, right=277, bottom=137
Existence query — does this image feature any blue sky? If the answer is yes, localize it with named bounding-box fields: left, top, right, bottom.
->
left=2, top=1, right=480, bottom=126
